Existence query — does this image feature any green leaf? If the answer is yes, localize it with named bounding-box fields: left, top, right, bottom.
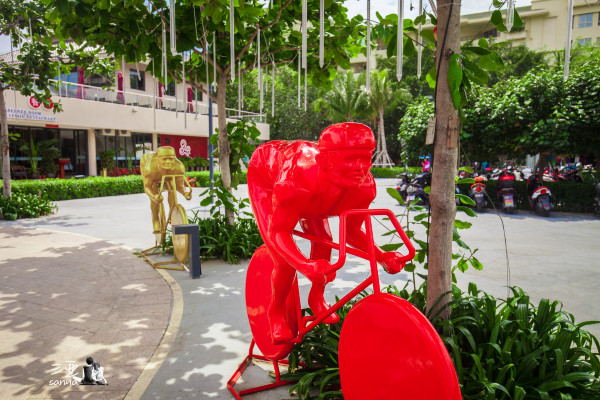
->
left=457, top=206, right=477, bottom=217
left=425, top=65, right=436, bottom=89
left=490, top=10, right=507, bottom=32
left=462, top=46, right=491, bottom=56
left=387, top=187, right=405, bottom=205
left=456, top=194, right=475, bottom=206
left=454, top=219, right=472, bottom=229
left=380, top=243, right=404, bottom=252
left=459, top=166, right=474, bottom=173
left=448, top=54, right=463, bottom=109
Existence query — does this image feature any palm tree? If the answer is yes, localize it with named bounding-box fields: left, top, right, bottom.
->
left=314, top=70, right=369, bottom=123
left=367, top=69, right=410, bottom=167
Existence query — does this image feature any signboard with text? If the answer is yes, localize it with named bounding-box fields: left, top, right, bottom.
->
left=7, top=108, right=57, bottom=122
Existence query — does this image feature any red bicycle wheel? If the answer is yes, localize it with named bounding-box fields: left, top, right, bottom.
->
left=339, top=293, right=461, bottom=400
left=246, top=245, right=300, bottom=361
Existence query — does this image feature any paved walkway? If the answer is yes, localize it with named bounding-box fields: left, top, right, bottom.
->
left=1, top=180, right=599, bottom=399
left=0, top=226, right=176, bottom=399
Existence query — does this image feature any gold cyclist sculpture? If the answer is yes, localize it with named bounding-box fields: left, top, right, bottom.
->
left=140, top=146, right=193, bottom=269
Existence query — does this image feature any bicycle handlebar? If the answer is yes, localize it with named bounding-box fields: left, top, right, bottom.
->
left=292, top=209, right=415, bottom=276
left=158, top=174, right=193, bottom=194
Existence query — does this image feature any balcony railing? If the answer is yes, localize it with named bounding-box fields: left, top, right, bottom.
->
left=47, top=79, right=264, bottom=122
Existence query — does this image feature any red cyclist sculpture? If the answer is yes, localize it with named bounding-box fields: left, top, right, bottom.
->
left=230, top=123, right=461, bottom=399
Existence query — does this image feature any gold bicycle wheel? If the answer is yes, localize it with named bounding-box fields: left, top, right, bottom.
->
left=155, top=201, right=166, bottom=245
left=171, top=204, right=189, bottom=262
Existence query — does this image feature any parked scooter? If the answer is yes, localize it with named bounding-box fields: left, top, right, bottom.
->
left=527, top=173, right=554, bottom=217
left=396, top=172, right=431, bottom=206
left=470, top=176, right=488, bottom=212
left=497, top=168, right=517, bottom=213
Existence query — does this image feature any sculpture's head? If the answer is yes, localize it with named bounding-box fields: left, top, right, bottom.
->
left=317, top=123, right=375, bottom=188
left=156, top=146, right=177, bottom=171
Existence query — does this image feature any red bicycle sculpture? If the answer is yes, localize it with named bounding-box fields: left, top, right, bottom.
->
left=229, top=209, right=461, bottom=399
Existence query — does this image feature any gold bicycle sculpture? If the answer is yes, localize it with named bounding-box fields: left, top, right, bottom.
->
left=142, top=174, right=193, bottom=270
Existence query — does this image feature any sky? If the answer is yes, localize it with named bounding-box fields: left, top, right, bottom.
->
left=0, top=1, right=532, bottom=55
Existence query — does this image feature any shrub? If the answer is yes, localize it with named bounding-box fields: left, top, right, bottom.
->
left=283, top=284, right=600, bottom=400
left=4, top=176, right=145, bottom=201
left=370, top=166, right=422, bottom=178
left=0, top=193, right=56, bottom=219
left=163, top=211, right=263, bottom=264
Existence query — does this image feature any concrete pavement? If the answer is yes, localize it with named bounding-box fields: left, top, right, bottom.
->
left=1, top=179, right=599, bottom=399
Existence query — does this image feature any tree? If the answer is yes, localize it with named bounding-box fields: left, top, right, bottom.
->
left=377, top=2, right=524, bottom=317
left=368, top=69, right=406, bottom=167
left=313, top=70, right=369, bottom=123
left=44, top=0, right=364, bottom=223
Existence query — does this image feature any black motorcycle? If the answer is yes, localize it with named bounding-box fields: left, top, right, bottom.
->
left=527, top=173, right=554, bottom=217
left=396, top=172, right=431, bottom=206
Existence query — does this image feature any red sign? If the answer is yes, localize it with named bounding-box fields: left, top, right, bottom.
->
left=160, top=135, right=208, bottom=159
left=29, top=97, right=41, bottom=109
left=29, top=96, right=54, bottom=111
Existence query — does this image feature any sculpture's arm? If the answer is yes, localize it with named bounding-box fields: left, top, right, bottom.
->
left=173, top=167, right=192, bottom=200
left=269, top=201, right=331, bottom=286
left=142, top=174, right=162, bottom=203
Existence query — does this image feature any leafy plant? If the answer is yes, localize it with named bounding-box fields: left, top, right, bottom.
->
left=163, top=210, right=263, bottom=264
left=39, top=147, right=60, bottom=176
left=0, top=192, right=56, bottom=219
left=19, top=138, right=59, bottom=175
left=99, top=150, right=116, bottom=172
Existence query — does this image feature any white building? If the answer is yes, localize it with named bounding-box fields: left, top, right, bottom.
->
left=1, top=55, right=269, bottom=177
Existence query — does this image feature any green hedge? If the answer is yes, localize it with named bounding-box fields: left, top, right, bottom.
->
left=370, top=167, right=422, bottom=178
left=457, top=180, right=596, bottom=213
left=4, top=176, right=145, bottom=201
left=4, top=173, right=594, bottom=213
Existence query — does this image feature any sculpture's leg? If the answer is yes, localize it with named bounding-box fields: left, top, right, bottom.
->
left=167, top=189, right=176, bottom=221
left=300, top=219, right=340, bottom=324
left=269, top=259, right=296, bottom=342
left=150, top=199, right=160, bottom=233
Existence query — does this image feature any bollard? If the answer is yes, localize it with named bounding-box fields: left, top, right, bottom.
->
left=172, top=224, right=201, bottom=278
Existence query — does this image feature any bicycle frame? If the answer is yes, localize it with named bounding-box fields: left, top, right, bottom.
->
left=290, top=208, right=415, bottom=341
left=229, top=208, right=416, bottom=399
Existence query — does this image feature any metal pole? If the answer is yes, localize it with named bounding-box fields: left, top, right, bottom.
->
left=564, top=0, right=574, bottom=81
left=208, top=82, right=214, bottom=198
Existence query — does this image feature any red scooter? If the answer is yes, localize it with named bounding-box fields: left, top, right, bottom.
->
left=497, top=169, right=517, bottom=213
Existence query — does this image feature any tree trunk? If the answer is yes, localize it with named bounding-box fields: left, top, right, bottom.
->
left=1, top=89, right=12, bottom=198
left=426, top=0, right=461, bottom=320
left=216, top=72, right=235, bottom=224
left=378, top=107, right=386, bottom=158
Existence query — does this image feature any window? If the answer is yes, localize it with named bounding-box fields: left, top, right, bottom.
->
left=129, top=70, right=145, bottom=91
left=193, top=87, right=203, bottom=101
left=483, top=28, right=498, bottom=38
left=578, top=13, right=593, bottom=28
left=165, top=81, right=176, bottom=96
left=87, top=73, right=111, bottom=88
left=578, top=38, right=592, bottom=46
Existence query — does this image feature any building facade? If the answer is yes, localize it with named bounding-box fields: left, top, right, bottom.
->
left=1, top=57, right=269, bottom=178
